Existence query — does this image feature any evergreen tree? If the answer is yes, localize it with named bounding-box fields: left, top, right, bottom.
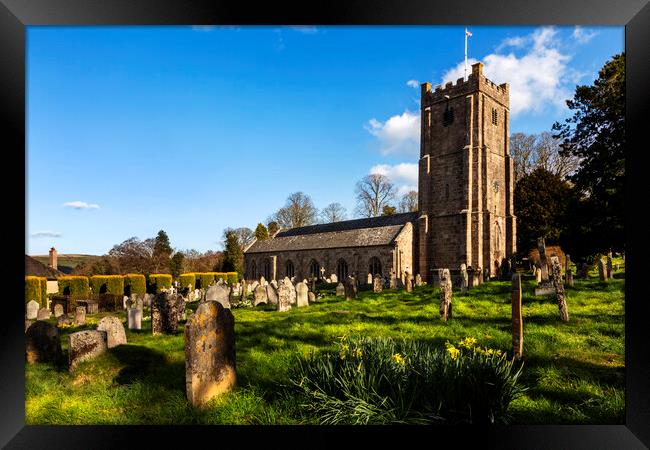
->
left=152, top=230, right=173, bottom=273
left=255, top=223, right=269, bottom=240
left=222, top=229, right=243, bottom=276
left=169, top=252, right=184, bottom=279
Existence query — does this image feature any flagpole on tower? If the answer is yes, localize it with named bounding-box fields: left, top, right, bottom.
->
left=464, top=27, right=469, bottom=81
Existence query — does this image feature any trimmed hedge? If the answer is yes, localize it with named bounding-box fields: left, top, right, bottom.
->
left=224, top=272, right=239, bottom=284
left=193, top=272, right=239, bottom=288
left=124, top=274, right=146, bottom=295
left=58, top=276, right=90, bottom=299
left=148, top=274, right=173, bottom=294
left=25, top=276, right=47, bottom=307
left=179, top=273, right=196, bottom=290
left=90, top=275, right=125, bottom=296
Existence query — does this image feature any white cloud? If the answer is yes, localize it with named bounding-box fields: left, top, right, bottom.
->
left=290, top=26, right=318, bottom=34
left=573, top=26, right=598, bottom=44
left=63, top=201, right=100, bottom=210
left=406, top=79, right=419, bottom=88
left=370, top=163, right=418, bottom=195
left=497, top=35, right=527, bottom=51
left=365, top=110, right=420, bottom=155
left=441, top=26, right=572, bottom=117
left=191, top=25, right=217, bottom=32
left=30, top=231, right=62, bottom=238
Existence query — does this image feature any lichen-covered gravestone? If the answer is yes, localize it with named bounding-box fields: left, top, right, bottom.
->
left=37, top=308, right=51, bottom=320
left=550, top=255, right=570, bottom=322
left=266, top=284, right=279, bottom=306
left=439, top=268, right=452, bottom=321
left=205, top=284, right=231, bottom=309
left=511, top=273, right=523, bottom=359
left=335, top=282, right=345, bottom=297
left=69, top=330, right=107, bottom=371
left=74, top=306, right=86, bottom=326
left=277, top=281, right=293, bottom=312
left=344, top=276, right=358, bottom=300
left=97, top=316, right=127, bottom=348
left=127, top=307, right=142, bottom=330
left=25, top=321, right=62, bottom=364
left=26, top=300, right=39, bottom=320
left=373, top=274, right=383, bottom=293
left=151, top=292, right=180, bottom=335
left=285, top=278, right=297, bottom=304
left=367, top=273, right=373, bottom=285
left=254, top=284, right=268, bottom=306
left=404, top=272, right=413, bottom=293
left=54, top=304, right=64, bottom=318
left=296, top=282, right=309, bottom=307
left=185, top=301, right=236, bottom=408
left=535, top=267, right=542, bottom=283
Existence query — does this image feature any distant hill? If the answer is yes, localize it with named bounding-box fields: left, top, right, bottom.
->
left=30, top=254, right=101, bottom=274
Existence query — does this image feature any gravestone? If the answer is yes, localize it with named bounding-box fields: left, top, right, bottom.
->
left=538, top=238, right=550, bottom=282
left=511, top=273, right=523, bottom=360
left=37, top=308, right=51, bottom=320
left=330, top=274, right=338, bottom=284
left=389, top=269, right=397, bottom=289
left=151, top=292, right=180, bottom=335
left=57, top=314, right=72, bottom=327
left=535, top=267, right=542, bottom=283
left=78, top=299, right=99, bottom=315
left=550, top=255, right=570, bottom=322
left=205, top=284, right=231, bottom=309
left=344, top=276, right=358, bottom=300
left=310, top=277, right=316, bottom=293
left=308, top=292, right=316, bottom=303
left=598, top=258, right=607, bottom=281
left=26, top=300, right=39, bottom=320
left=606, top=253, right=613, bottom=279
left=404, top=272, right=413, bottom=293
left=259, top=276, right=266, bottom=286
left=123, top=295, right=129, bottom=310
left=25, top=321, right=62, bottom=364
left=250, top=281, right=259, bottom=292
left=277, top=281, right=293, bottom=312
left=415, top=274, right=422, bottom=287
left=296, top=282, right=309, bottom=307
left=565, top=254, right=574, bottom=287
left=460, top=264, right=468, bottom=294
left=185, top=301, right=236, bottom=408
left=266, top=284, right=279, bottom=306
left=287, top=280, right=297, bottom=305
left=68, top=330, right=107, bottom=371
left=74, top=306, right=86, bottom=326
left=367, top=273, right=373, bottom=285
left=127, top=307, right=142, bottom=330
left=54, top=304, right=64, bottom=318
left=270, top=279, right=278, bottom=289
left=501, top=258, right=512, bottom=281
left=335, top=282, right=345, bottom=297
left=373, top=274, right=383, bottom=293
left=326, top=278, right=331, bottom=283
left=253, top=285, right=268, bottom=306
left=439, top=268, right=452, bottom=321
left=97, top=316, right=127, bottom=348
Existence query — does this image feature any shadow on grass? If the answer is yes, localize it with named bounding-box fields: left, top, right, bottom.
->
left=110, top=344, right=185, bottom=391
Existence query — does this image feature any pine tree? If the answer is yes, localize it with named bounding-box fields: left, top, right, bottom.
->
left=222, top=230, right=243, bottom=276
left=255, top=223, right=269, bottom=240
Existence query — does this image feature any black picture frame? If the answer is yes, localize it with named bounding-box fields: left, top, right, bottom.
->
left=2, top=0, right=648, bottom=447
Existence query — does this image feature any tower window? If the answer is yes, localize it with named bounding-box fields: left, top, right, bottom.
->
left=492, top=108, right=498, bottom=125
left=443, top=106, right=454, bottom=127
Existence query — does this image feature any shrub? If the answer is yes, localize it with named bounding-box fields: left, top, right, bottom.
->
left=124, top=274, right=146, bottom=296
left=286, top=336, right=526, bottom=425
left=90, top=275, right=125, bottom=296
left=147, top=274, right=172, bottom=293
left=195, top=272, right=216, bottom=289
left=179, top=273, right=196, bottom=290
left=58, top=276, right=90, bottom=299
left=25, top=276, right=47, bottom=307
left=225, top=272, right=239, bottom=284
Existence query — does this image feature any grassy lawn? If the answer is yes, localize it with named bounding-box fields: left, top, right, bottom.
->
left=26, top=261, right=625, bottom=425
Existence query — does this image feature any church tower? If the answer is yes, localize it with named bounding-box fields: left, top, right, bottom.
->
left=417, top=62, right=516, bottom=282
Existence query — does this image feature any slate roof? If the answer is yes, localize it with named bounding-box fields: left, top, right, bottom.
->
left=245, top=212, right=418, bottom=253
left=25, top=255, right=66, bottom=279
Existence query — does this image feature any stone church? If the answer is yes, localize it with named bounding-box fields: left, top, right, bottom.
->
left=244, top=62, right=516, bottom=284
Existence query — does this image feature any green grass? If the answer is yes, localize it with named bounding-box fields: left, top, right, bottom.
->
left=26, top=262, right=624, bottom=425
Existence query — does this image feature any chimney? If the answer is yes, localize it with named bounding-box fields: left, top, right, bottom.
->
left=49, top=247, right=57, bottom=270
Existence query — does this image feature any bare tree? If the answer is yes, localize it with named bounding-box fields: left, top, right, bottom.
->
left=269, top=192, right=318, bottom=229
left=354, top=174, right=396, bottom=218
left=510, top=132, right=537, bottom=183
left=510, top=131, right=581, bottom=182
left=397, top=190, right=418, bottom=213
left=223, top=227, right=255, bottom=248
left=179, top=249, right=223, bottom=273
left=320, top=202, right=347, bottom=223
left=106, top=237, right=155, bottom=274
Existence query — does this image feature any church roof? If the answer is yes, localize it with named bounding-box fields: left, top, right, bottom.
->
left=25, top=255, right=66, bottom=279
left=245, top=212, right=417, bottom=253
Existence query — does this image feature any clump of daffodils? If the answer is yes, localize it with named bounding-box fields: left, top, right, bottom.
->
left=446, top=337, right=504, bottom=360
left=445, top=342, right=460, bottom=360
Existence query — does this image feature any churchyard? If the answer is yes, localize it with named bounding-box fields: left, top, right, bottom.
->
left=24, top=256, right=624, bottom=425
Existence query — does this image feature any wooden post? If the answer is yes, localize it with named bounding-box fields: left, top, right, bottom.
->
left=550, top=256, right=569, bottom=322
left=511, top=273, right=523, bottom=359
left=439, top=268, right=452, bottom=321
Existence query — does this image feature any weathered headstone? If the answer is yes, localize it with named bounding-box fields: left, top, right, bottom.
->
left=501, top=258, right=512, bottom=281
left=53, top=303, right=64, bottom=318
left=57, top=314, right=71, bottom=327
left=373, top=274, right=383, bottom=293
left=277, top=281, right=293, bottom=312
left=127, top=307, right=142, bottom=330
left=97, top=316, right=127, bottom=348
left=259, top=276, right=266, bottom=286
left=389, top=269, right=398, bottom=289
left=68, top=330, right=107, bottom=370
left=367, top=273, right=373, bottom=285
left=266, top=283, right=279, bottom=306
left=330, top=274, right=338, bottom=284
left=185, top=301, right=236, bottom=408
left=344, top=276, right=358, bottom=300
left=37, top=308, right=51, bottom=320
left=308, top=292, right=316, bottom=303
left=535, top=267, right=542, bottom=283
left=287, top=280, right=297, bottom=304
left=439, top=268, right=452, bottom=321
left=598, top=258, right=607, bottom=281
left=404, top=272, right=413, bottom=293
left=25, top=321, right=62, bottom=364
left=74, top=306, right=86, bottom=326
left=253, top=284, right=268, bottom=306
left=460, top=263, right=468, bottom=294
left=335, top=282, right=345, bottom=297
left=606, top=253, right=613, bottom=279
left=26, top=300, right=39, bottom=320
left=205, top=284, right=231, bottom=309
left=415, top=274, right=422, bottom=287
left=550, top=255, right=570, bottom=322
left=296, top=282, right=309, bottom=307
left=270, top=279, right=278, bottom=289
left=151, top=292, right=180, bottom=335
left=250, top=280, right=259, bottom=292
left=511, top=273, right=523, bottom=360
left=538, top=238, right=549, bottom=282
left=565, top=254, right=574, bottom=287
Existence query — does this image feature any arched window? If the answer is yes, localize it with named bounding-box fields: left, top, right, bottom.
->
left=263, top=259, right=271, bottom=280
left=336, top=259, right=348, bottom=281
left=369, top=257, right=382, bottom=276
left=286, top=260, right=295, bottom=279
left=309, top=260, right=320, bottom=279
left=250, top=261, right=257, bottom=280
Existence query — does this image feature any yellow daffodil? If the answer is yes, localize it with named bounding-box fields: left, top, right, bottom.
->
left=445, top=342, right=460, bottom=360
left=354, top=348, right=363, bottom=358
left=459, top=337, right=477, bottom=349
left=391, top=353, right=406, bottom=366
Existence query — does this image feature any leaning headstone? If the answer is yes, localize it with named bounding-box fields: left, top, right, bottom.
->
left=308, top=292, right=316, bottom=303
left=550, top=256, right=570, bottom=322
left=74, top=306, right=86, bottom=326
left=511, top=273, right=523, bottom=360
left=606, top=254, right=613, bottom=279
left=127, top=307, right=142, bottom=330
left=37, top=308, right=51, bottom=320
left=266, top=284, right=279, bottom=306
left=415, top=274, right=422, bottom=287
left=373, top=274, right=383, bottom=293
left=185, top=301, right=236, bottom=408
left=598, top=258, right=607, bottom=281
left=460, top=264, right=468, bottom=294
left=205, top=284, right=231, bottom=309
left=53, top=304, right=64, bottom=318
left=439, top=268, right=452, bottom=321
left=253, top=284, right=268, bottom=306
left=296, top=282, right=309, bottom=307
left=26, top=300, right=39, bottom=320
left=25, top=321, right=62, bottom=364
left=97, top=316, right=127, bottom=348
left=335, top=282, right=345, bottom=297
left=277, top=281, right=293, bottom=312
left=68, top=330, right=107, bottom=371
left=367, top=273, right=373, bottom=285
left=151, top=292, right=180, bottom=335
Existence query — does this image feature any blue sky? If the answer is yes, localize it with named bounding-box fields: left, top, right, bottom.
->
left=26, top=25, right=623, bottom=256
